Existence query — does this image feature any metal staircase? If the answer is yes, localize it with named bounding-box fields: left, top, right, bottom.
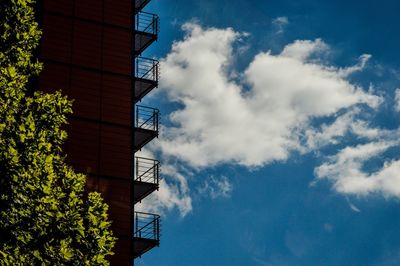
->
left=134, top=11, right=159, bottom=56
left=133, top=212, right=161, bottom=258
left=134, top=57, right=159, bottom=103
left=133, top=0, right=161, bottom=261
left=134, top=105, right=159, bottom=152
left=134, top=157, right=160, bottom=204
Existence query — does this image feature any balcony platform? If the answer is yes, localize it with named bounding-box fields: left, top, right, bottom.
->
left=134, top=57, right=159, bottom=102
left=134, top=105, right=159, bottom=152
left=135, top=77, right=157, bottom=103
left=134, top=127, right=158, bottom=152
left=134, top=237, right=159, bottom=258
left=134, top=180, right=158, bottom=204
left=135, top=31, right=157, bottom=56
left=134, top=157, right=160, bottom=203
left=134, top=12, right=159, bottom=56
left=133, top=212, right=160, bottom=258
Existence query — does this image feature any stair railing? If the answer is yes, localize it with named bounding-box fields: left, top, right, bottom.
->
left=135, top=105, right=159, bottom=132
left=135, top=57, right=160, bottom=82
left=135, top=11, right=159, bottom=35
left=135, top=157, right=160, bottom=184
left=134, top=212, right=161, bottom=241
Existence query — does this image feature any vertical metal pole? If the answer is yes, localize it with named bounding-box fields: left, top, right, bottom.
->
left=135, top=57, right=138, bottom=79
left=152, top=14, right=155, bottom=34
left=152, top=60, right=155, bottom=81
left=156, top=162, right=159, bottom=185
left=136, top=12, right=139, bottom=32
left=156, top=218, right=160, bottom=241
left=153, top=109, right=156, bottom=131
left=153, top=218, right=156, bottom=241
left=156, top=62, right=159, bottom=82
left=135, top=157, right=139, bottom=181
left=156, top=110, right=159, bottom=132
left=136, top=106, right=138, bottom=128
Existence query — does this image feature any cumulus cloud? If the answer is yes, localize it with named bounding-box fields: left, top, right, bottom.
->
left=142, top=23, right=400, bottom=215
left=155, top=22, right=381, bottom=169
left=315, top=140, right=400, bottom=197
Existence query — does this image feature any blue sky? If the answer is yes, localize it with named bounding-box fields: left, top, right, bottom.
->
left=136, top=1, right=400, bottom=265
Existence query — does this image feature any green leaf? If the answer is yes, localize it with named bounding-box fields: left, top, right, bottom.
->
left=0, top=1, right=115, bottom=264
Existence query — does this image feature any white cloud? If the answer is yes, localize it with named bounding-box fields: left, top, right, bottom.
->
left=136, top=179, right=192, bottom=217
left=197, top=176, right=233, bottom=199
left=315, top=140, right=400, bottom=197
left=280, top=39, right=328, bottom=61
left=272, top=16, right=289, bottom=33
left=395, top=88, right=400, bottom=112
left=135, top=150, right=193, bottom=216
left=305, top=108, right=385, bottom=150
left=350, top=120, right=384, bottom=139
left=346, top=197, right=362, bottom=212
left=272, top=16, right=289, bottom=26
left=337, top=54, right=372, bottom=77
left=349, top=202, right=361, bottom=213
left=141, top=23, right=400, bottom=215
left=155, top=23, right=381, bottom=169
left=305, top=111, right=356, bottom=149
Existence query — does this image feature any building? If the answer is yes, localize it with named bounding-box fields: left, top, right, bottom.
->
left=36, top=0, right=161, bottom=264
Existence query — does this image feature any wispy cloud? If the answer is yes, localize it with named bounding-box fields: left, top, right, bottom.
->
left=315, top=139, right=400, bottom=198
left=272, top=16, right=289, bottom=34
left=135, top=149, right=193, bottom=217
left=135, top=178, right=193, bottom=217
left=197, top=175, right=233, bottom=199
left=395, top=88, right=400, bottom=112
left=305, top=108, right=384, bottom=150
left=346, top=197, right=362, bottom=212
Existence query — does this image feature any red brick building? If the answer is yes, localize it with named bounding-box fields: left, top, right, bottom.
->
left=37, top=0, right=161, bottom=264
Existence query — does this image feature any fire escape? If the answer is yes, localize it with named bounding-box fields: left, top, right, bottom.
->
left=133, top=0, right=161, bottom=260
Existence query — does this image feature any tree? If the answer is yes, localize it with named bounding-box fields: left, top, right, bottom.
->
left=0, top=0, right=116, bottom=265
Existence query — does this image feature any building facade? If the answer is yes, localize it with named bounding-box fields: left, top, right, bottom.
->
left=37, top=0, right=161, bottom=264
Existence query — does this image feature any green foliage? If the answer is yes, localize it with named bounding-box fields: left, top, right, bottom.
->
left=0, top=0, right=116, bottom=265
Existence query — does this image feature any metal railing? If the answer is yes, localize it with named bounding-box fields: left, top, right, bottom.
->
left=134, top=212, right=160, bottom=241
left=135, top=105, right=159, bottom=132
left=135, top=57, right=159, bottom=82
left=135, top=157, right=160, bottom=184
left=135, top=11, right=159, bottom=35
